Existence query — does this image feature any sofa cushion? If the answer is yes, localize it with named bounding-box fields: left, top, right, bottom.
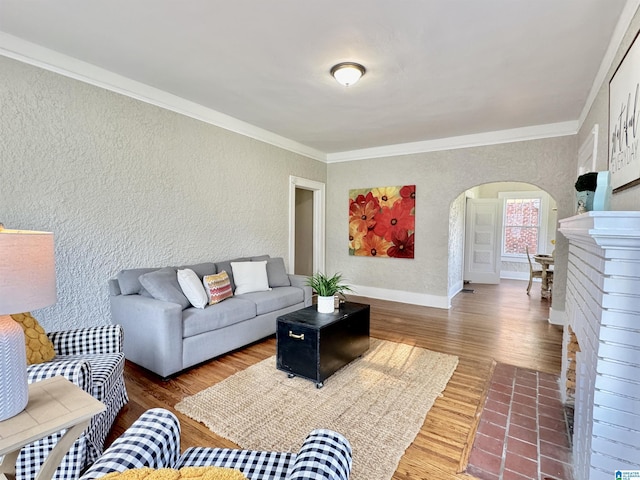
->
left=214, top=258, right=248, bottom=292
left=178, top=262, right=216, bottom=279
left=265, top=257, right=291, bottom=288
left=182, top=298, right=257, bottom=338
left=236, top=286, right=304, bottom=315
left=117, top=268, right=159, bottom=295
left=177, top=269, right=208, bottom=309
left=231, top=261, right=271, bottom=295
left=203, top=271, right=234, bottom=305
left=139, top=268, right=191, bottom=310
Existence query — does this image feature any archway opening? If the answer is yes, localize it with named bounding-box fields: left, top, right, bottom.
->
left=448, top=181, right=557, bottom=300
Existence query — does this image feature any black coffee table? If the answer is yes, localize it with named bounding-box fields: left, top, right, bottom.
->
left=276, top=302, right=370, bottom=388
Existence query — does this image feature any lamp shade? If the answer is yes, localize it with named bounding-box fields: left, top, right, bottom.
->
left=330, top=62, right=366, bottom=87
left=0, top=229, right=56, bottom=315
left=0, top=228, right=56, bottom=420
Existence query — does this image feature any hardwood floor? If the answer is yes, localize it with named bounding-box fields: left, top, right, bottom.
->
left=106, top=279, right=563, bottom=479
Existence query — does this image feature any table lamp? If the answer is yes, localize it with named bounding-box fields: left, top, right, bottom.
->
left=0, top=225, right=56, bottom=421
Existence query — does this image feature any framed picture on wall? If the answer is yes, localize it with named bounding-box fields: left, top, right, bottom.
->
left=609, top=30, right=640, bottom=193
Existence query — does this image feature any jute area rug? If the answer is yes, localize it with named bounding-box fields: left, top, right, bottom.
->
left=176, top=338, right=458, bottom=480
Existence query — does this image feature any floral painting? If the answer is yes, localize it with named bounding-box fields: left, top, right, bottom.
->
left=349, top=185, right=415, bottom=258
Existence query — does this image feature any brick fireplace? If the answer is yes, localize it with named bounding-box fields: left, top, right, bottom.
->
left=559, top=212, right=640, bottom=480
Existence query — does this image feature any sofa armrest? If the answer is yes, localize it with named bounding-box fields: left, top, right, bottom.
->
left=27, top=360, right=92, bottom=393
left=287, top=429, right=352, bottom=480
left=110, top=294, right=184, bottom=378
left=288, top=274, right=313, bottom=307
left=48, top=325, right=124, bottom=356
left=79, top=408, right=181, bottom=479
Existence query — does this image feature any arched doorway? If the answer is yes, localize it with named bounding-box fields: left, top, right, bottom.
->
left=448, top=182, right=558, bottom=297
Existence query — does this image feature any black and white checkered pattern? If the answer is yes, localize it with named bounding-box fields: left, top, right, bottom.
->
left=49, top=325, right=124, bottom=356
left=81, top=409, right=352, bottom=480
left=286, top=429, right=352, bottom=480
left=16, top=325, right=128, bottom=480
left=177, top=448, right=295, bottom=479
left=80, top=409, right=181, bottom=479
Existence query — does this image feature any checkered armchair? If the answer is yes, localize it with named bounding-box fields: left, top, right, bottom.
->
left=80, top=408, right=352, bottom=480
left=19, top=325, right=129, bottom=480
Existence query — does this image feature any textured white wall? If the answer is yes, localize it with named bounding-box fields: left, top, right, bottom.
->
left=0, top=56, right=326, bottom=331
left=579, top=7, right=640, bottom=209
left=326, top=136, right=577, bottom=310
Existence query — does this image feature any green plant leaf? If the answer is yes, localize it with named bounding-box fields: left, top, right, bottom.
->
left=306, top=272, right=353, bottom=296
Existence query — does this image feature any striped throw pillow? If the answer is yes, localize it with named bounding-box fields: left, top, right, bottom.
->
left=203, top=271, right=233, bottom=305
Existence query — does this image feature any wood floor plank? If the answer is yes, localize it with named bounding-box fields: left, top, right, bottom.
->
left=106, top=279, right=563, bottom=479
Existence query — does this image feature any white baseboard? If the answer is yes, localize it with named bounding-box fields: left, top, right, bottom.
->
left=448, top=280, right=464, bottom=300
left=549, top=308, right=566, bottom=326
left=350, top=284, right=450, bottom=309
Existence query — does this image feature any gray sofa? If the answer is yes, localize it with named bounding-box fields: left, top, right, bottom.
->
left=108, top=255, right=312, bottom=378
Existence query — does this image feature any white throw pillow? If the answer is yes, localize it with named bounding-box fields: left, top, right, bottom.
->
left=231, top=261, right=271, bottom=294
left=177, top=269, right=208, bottom=309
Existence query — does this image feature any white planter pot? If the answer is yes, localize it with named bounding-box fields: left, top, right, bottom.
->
left=317, top=295, right=335, bottom=313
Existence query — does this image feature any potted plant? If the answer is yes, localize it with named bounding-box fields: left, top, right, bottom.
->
left=307, top=272, right=353, bottom=313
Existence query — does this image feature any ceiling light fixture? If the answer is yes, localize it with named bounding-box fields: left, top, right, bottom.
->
left=330, top=62, right=366, bottom=87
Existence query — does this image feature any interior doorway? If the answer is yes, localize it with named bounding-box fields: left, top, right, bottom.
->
left=288, top=176, right=325, bottom=275
left=294, top=188, right=314, bottom=275
left=456, top=182, right=557, bottom=290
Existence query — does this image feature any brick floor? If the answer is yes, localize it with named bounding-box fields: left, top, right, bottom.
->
left=465, top=363, right=574, bottom=480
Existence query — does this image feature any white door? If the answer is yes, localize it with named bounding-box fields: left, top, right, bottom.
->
left=464, top=198, right=502, bottom=284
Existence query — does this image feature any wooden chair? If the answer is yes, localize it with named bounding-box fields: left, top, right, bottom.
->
left=526, top=246, right=543, bottom=295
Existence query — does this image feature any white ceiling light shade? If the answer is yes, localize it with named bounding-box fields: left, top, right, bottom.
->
left=330, top=62, right=366, bottom=86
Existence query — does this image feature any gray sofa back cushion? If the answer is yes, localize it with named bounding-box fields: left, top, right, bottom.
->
left=117, top=268, right=159, bottom=295
left=139, top=267, right=191, bottom=310
left=265, top=257, right=291, bottom=287
left=179, top=262, right=216, bottom=279
left=214, top=257, right=248, bottom=292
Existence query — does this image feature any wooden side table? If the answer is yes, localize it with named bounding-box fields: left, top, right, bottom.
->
left=0, top=376, right=105, bottom=480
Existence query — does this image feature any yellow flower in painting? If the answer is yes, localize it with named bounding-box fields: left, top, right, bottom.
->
left=349, top=220, right=366, bottom=251
left=371, top=186, right=400, bottom=209
left=355, top=231, right=393, bottom=257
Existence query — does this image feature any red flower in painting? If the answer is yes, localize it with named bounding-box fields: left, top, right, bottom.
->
left=387, top=230, right=415, bottom=258
left=400, top=185, right=416, bottom=210
left=349, top=192, right=379, bottom=233
left=373, top=200, right=414, bottom=242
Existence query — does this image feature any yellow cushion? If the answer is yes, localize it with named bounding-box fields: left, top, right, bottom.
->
left=10, top=312, right=56, bottom=365
left=102, top=467, right=247, bottom=480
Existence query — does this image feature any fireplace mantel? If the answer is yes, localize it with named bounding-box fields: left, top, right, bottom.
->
left=558, top=211, right=640, bottom=480
left=559, top=211, right=640, bottom=249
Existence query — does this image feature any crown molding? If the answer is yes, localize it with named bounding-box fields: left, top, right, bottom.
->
left=325, top=121, right=578, bottom=163
left=2, top=32, right=584, bottom=165
left=578, top=0, right=640, bottom=130
left=0, top=32, right=326, bottom=162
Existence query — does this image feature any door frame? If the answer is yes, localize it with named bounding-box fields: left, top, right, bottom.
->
left=463, top=197, right=502, bottom=284
left=288, top=176, right=325, bottom=274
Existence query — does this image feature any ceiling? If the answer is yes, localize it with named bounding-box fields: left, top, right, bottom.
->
left=0, top=1, right=632, bottom=159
